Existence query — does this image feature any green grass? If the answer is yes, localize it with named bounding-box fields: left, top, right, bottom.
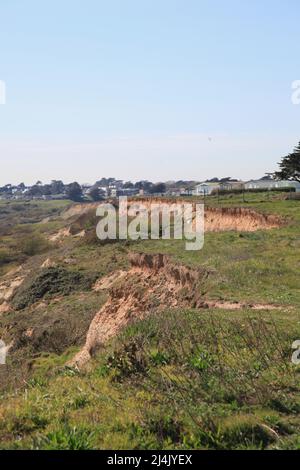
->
left=0, top=199, right=72, bottom=275
left=0, top=308, right=299, bottom=450
left=0, top=193, right=299, bottom=449
left=134, top=196, right=300, bottom=306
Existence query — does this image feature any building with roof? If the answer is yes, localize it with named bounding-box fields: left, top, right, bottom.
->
left=244, top=180, right=300, bottom=192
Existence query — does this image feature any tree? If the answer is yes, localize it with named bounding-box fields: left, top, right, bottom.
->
left=50, top=180, right=65, bottom=195
left=89, top=186, right=104, bottom=201
left=40, top=184, right=52, bottom=195
left=66, top=182, right=83, bottom=201
left=206, top=177, right=219, bottom=183
left=220, top=177, right=236, bottom=182
left=149, top=183, right=166, bottom=194
left=123, top=181, right=134, bottom=188
left=0, top=184, right=12, bottom=195
left=275, top=142, right=300, bottom=182
left=134, top=180, right=153, bottom=191
left=27, top=184, right=43, bottom=196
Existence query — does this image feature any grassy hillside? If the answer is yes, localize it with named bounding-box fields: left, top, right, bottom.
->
left=0, top=193, right=299, bottom=450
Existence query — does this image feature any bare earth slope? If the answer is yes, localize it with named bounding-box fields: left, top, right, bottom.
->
left=61, top=199, right=282, bottom=234
left=71, top=253, right=207, bottom=367
left=71, top=251, right=281, bottom=368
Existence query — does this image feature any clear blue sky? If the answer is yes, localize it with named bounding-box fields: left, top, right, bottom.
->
left=0, top=0, right=300, bottom=185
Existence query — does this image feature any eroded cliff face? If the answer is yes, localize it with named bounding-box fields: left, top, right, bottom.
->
left=125, top=198, right=282, bottom=231
left=203, top=207, right=281, bottom=231
left=0, top=266, right=27, bottom=313
left=1, top=199, right=283, bottom=370
left=59, top=198, right=282, bottom=241
left=71, top=253, right=208, bottom=367
left=71, top=248, right=282, bottom=368
left=64, top=200, right=283, bottom=368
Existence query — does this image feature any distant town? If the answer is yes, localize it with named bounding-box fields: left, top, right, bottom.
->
left=1, top=175, right=300, bottom=202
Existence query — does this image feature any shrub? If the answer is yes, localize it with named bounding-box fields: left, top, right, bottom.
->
left=19, top=234, right=50, bottom=256
left=107, top=339, right=148, bottom=380
left=11, top=266, right=96, bottom=310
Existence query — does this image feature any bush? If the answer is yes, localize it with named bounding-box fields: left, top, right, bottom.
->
left=11, top=266, right=96, bottom=310
left=19, top=234, right=50, bottom=256
left=107, top=339, right=149, bottom=380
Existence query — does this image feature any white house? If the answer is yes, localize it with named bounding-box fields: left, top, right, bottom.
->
left=245, top=180, right=300, bottom=192
left=219, top=181, right=244, bottom=191
left=192, top=182, right=220, bottom=196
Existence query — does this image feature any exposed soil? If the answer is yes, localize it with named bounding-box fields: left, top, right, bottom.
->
left=71, top=252, right=280, bottom=368
left=59, top=199, right=282, bottom=241
left=0, top=302, right=10, bottom=314
left=204, top=300, right=281, bottom=310
left=0, top=266, right=26, bottom=304
left=48, top=227, right=71, bottom=242
left=204, top=207, right=281, bottom=232
left=71, top=253, right=208, bottom=367
left=61, top=203, right=100, bottom=220
left=124, top=198, right=282, bottom=231
left=1, top=200, right=284, bottom=371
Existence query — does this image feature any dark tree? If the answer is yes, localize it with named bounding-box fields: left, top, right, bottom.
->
left=123, top=181, right=134, bottom=188
left=205, top=177, right=219, bottom=183
left=149, top=183, right=166, bottom=194
left=41, top=184, right=52, bottom=195
left=27, top=185, right=43, bottom=196
left=66, top=182, right=83, bottom=201
left=134, top=180, right=153, bottom=191
left=89, top=186, right=104, bottom=201
left=50, top=180, right=65, bottom=195
left=0, top=184, right=12, bottom=195
left=275, top=142, right=300, bottom=182
left=220, top=177, right=237, bottom=182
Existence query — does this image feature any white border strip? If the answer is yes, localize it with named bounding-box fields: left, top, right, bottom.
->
left=0, top=80, right=6, bottom=104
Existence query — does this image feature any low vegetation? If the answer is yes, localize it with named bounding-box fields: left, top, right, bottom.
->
left=0, top=309, right=299, bottom=450
left=0, top=192, right=299, bottom=449
left=11, top=267, right=97, bottom=310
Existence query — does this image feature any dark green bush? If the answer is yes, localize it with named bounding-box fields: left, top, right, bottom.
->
left=12, top=266, right=96, bottom=310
